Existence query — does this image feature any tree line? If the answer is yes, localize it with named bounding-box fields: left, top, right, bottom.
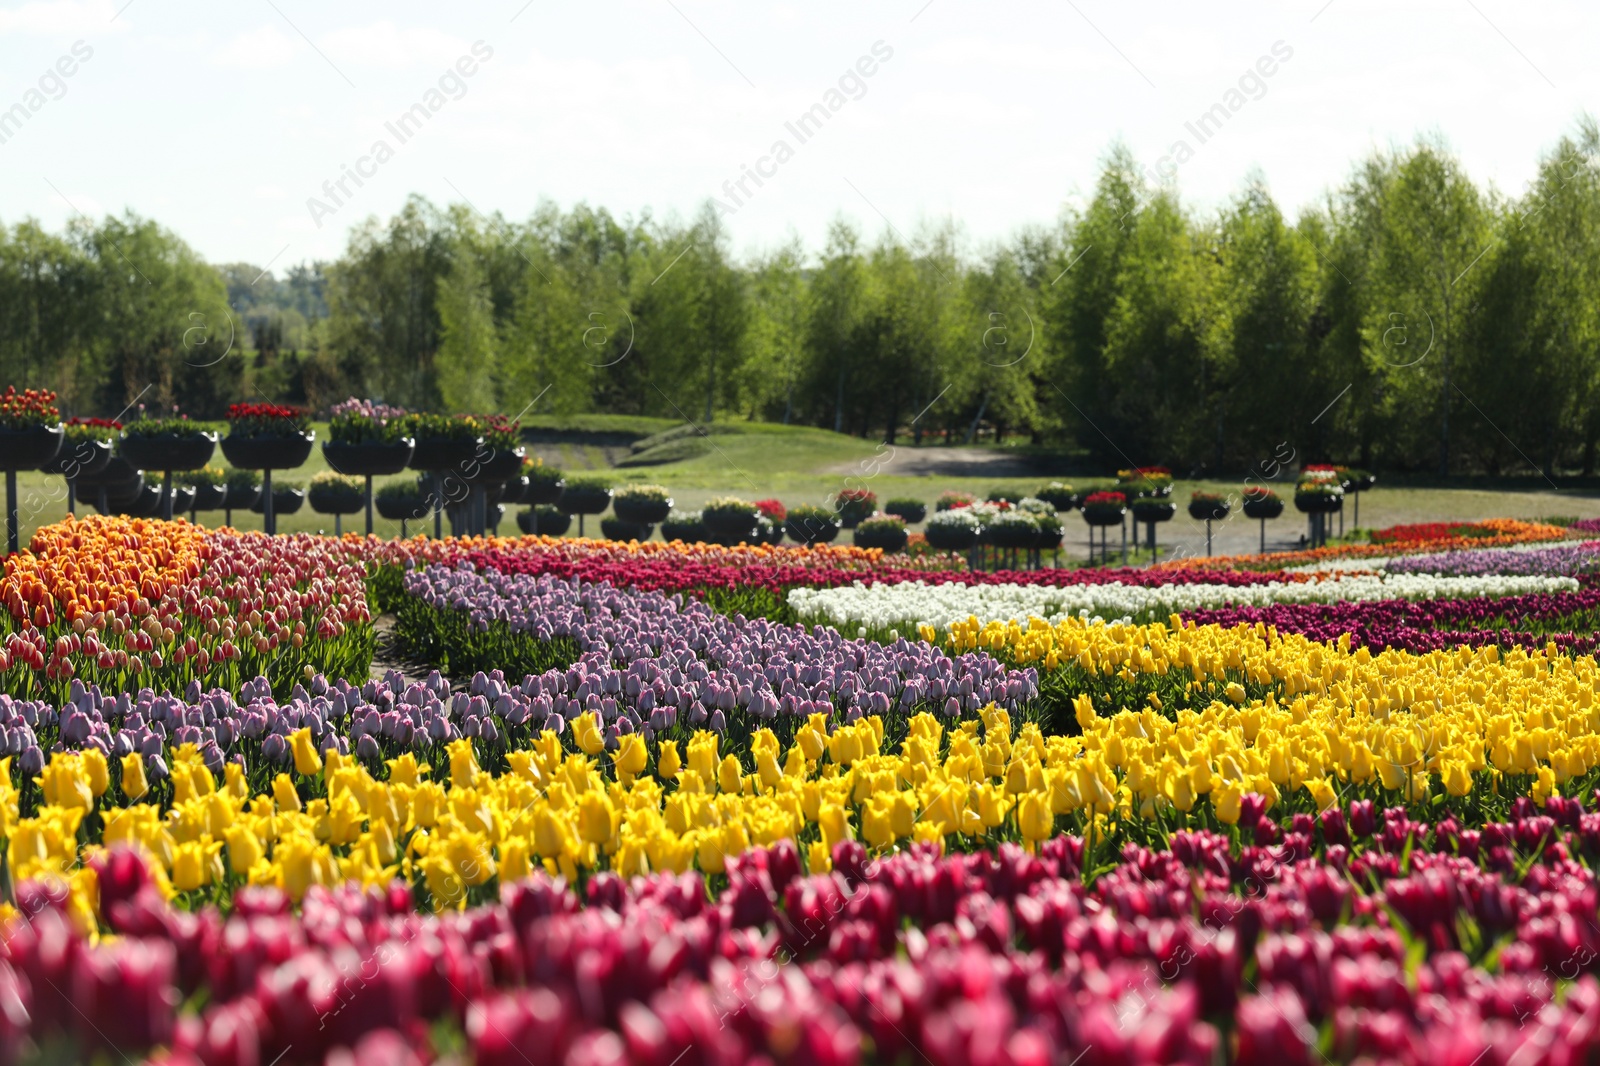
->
left=2, top=118, right=1599, bottom=476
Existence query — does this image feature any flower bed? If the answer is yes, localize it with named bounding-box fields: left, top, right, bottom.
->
left=1154, top=518, right=1566, bottom=572
left=788, top=572, right=1578, bottom=631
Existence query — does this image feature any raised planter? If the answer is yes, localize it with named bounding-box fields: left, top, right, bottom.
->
left=224, top=481, right=261, bottom=513
left=523, top=477, right=565, bottom=507
left=188, top=483, right=227, bottom=512
left=0, top=424, right=64, bottom=471
left=500, top=477, right=529, bottom=507
left=1082, top=506, right=1126, bottom=528
left=1243, top=496, right=1284, bottom=520
left=600, top=517, right=653, bottom=542
left=923, top=523, right=979, bottom=552
left=463, top=447, right=525, bottom=484
left=986, top=519, right=1039, bottom=550
left=853, top=524, right=908, bottom=552
left=221, top=431, right=315, bottom=471
left=119, top=433, right=216, bottom=473
left=308, top=484, right=366, bottom=516
left=614, top=496, right=673, bottom=525
left=1188, top=499, right=1231, bottom=522
left=660, top=515, right=708, bottom=543
left=703, top=509, right=757, bottom=541
left=1131, top=500, right=1177, bottom=524
left=376, top=491, right=431, bottom=523
left=785, top=514, right=840, bottom=545
left=323, top=439, right=415, bottom=477
left=42, top=438, right=112, bottom=479
left=252, top=487, right=305, bottom=516
left=170, top=485, right=196, bottom=514
left=409, top=436, right=483, bottom=472
left=1294, top=491, right=1344, bottom=515
left=517, top=506, right=571, bottom=537
left=114, top=484, right=163, bottom=518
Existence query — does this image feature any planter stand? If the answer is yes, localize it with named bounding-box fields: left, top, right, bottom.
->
left=5, top=470, right=18, bottom=554
left=1258, top=517, right=1267, bottom=554
left=1204, top=518, right=1215, bottom=557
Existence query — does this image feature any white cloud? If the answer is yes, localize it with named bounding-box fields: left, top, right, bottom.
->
left=0, top=0, right=127, bottom=33
left=209, top=25, right=298, bottom=70
left=318, top=21, right=470, bottom=70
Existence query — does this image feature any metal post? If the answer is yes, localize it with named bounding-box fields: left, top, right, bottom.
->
left=1338, top=500, right=1345, bottom=539
left=1206, top=519, right=1214, bottom=557
left=1353, top=492, right=1360, bottom=531
left=1259, top=517, right=1266, bottom=554
left=67, top=481, right=76, bottom=517
left=161, top=470, right=173, bottom=522
left=1120, top=516, right=1127, bottom=567
left=335, top=514, right=342, bottom=537
left=433, top=473, right=443, bottom=540
left=5, top=469, right=16, bottom=554
left=263, top=469, right=275, bottom=535
left=365, top=474, right=375, bottom=536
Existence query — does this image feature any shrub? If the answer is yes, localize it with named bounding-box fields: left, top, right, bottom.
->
left=884, top=497, right=926, bottom=524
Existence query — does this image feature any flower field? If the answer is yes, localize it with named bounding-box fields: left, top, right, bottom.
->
left=3, top=514, right=1600, bottom=1063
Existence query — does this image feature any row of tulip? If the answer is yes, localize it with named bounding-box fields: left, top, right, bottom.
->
left=0, top=519, right=376, bottom=701
left=1152, top=518, right=1567, bottom=573
left=395, top=565, right=1036, bottom=745
left=1182, top=584, right=1600, bottom=656
left=1383, top=539, right=1600, bottom=577
left=786, top=572, right=1580, bottom=631
left=11, top=801, right=1600, bottom=1064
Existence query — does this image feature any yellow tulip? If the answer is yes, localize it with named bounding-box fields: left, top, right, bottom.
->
left=273, top=773, right=302, bottom=813
left=290, top=727, right=323, bottom=777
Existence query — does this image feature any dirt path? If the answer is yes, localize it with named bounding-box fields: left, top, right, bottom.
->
left=825, top=446, right=1062, bottom=479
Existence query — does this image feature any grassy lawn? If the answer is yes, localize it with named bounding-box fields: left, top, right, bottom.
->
left=7, top=416, right=1599, bottom=549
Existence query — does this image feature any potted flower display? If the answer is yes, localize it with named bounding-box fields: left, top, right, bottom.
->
left=1081, top=490, right=1127, bottom=526
left=923, top=507, right=982, bottom=551
left=755, top=500, right=787, bottom=544
left=884, top=497, right=927, bottom=524
left=120, top=406, right=220, bottom=520
left=1294, top=479, right=1345, bottom=514
left=556, top=475, right=612, bottom=537
left=852, top=514, right=908, bottom=553
left=833, top=488, right=877, bottom=528
left=251, top=480, right=304, bottom=517
left=377, top=479, right=432, bottom=537
left=406, top=413, right=483, bottom=472
left=1338, top=466, right=1376, bottom=530
left=659, top=509, right=708, bottom=543
left=222, top=403, right=312, bottom=534
left=1034, top=482, right=1081, bottom=512
left=1188, top=490, right=1230, bottom=522
left=702, top=496, right=760, bottom=542
left=1242, top=485, right=1283, bottom=552
left=308, top=471, right=366, bottom=534
left=324, top=398, right=414, bottom=536
left=522, top=457, right=565, bottom=506
left=985, top=509, right=1040, bottom=550
left=600, top=516, right=654, bottom=543
left=517, top=504, right=571, bottom=538
left=0, top=387, right=63, bottom=552
left=935, top=490, right=977, bottom=511
left=1117, top=466, right=1173, bottom=498
left=47, top=418, right=118, bottom=513
left=175, top=466, right=228, bottom=515
left=612, top=484, right=674, bottom=525
left=784, top=503, right=839, bottom=546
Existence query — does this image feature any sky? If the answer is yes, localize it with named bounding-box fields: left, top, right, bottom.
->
left=0, top=0, right=1593, bottom=270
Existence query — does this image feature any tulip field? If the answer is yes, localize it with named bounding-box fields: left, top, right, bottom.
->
left=7, top=515, right=1600, bottom=1063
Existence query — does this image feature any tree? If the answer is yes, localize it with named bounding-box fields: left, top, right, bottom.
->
left=435, top=244, right=499, bottom=413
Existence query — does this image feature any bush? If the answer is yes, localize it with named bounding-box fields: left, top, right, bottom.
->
left=834, top=488, right=877, bottom=528
left=884, top=497, right=926, bottom=524
left=852, top=514, right=908, bottom=552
